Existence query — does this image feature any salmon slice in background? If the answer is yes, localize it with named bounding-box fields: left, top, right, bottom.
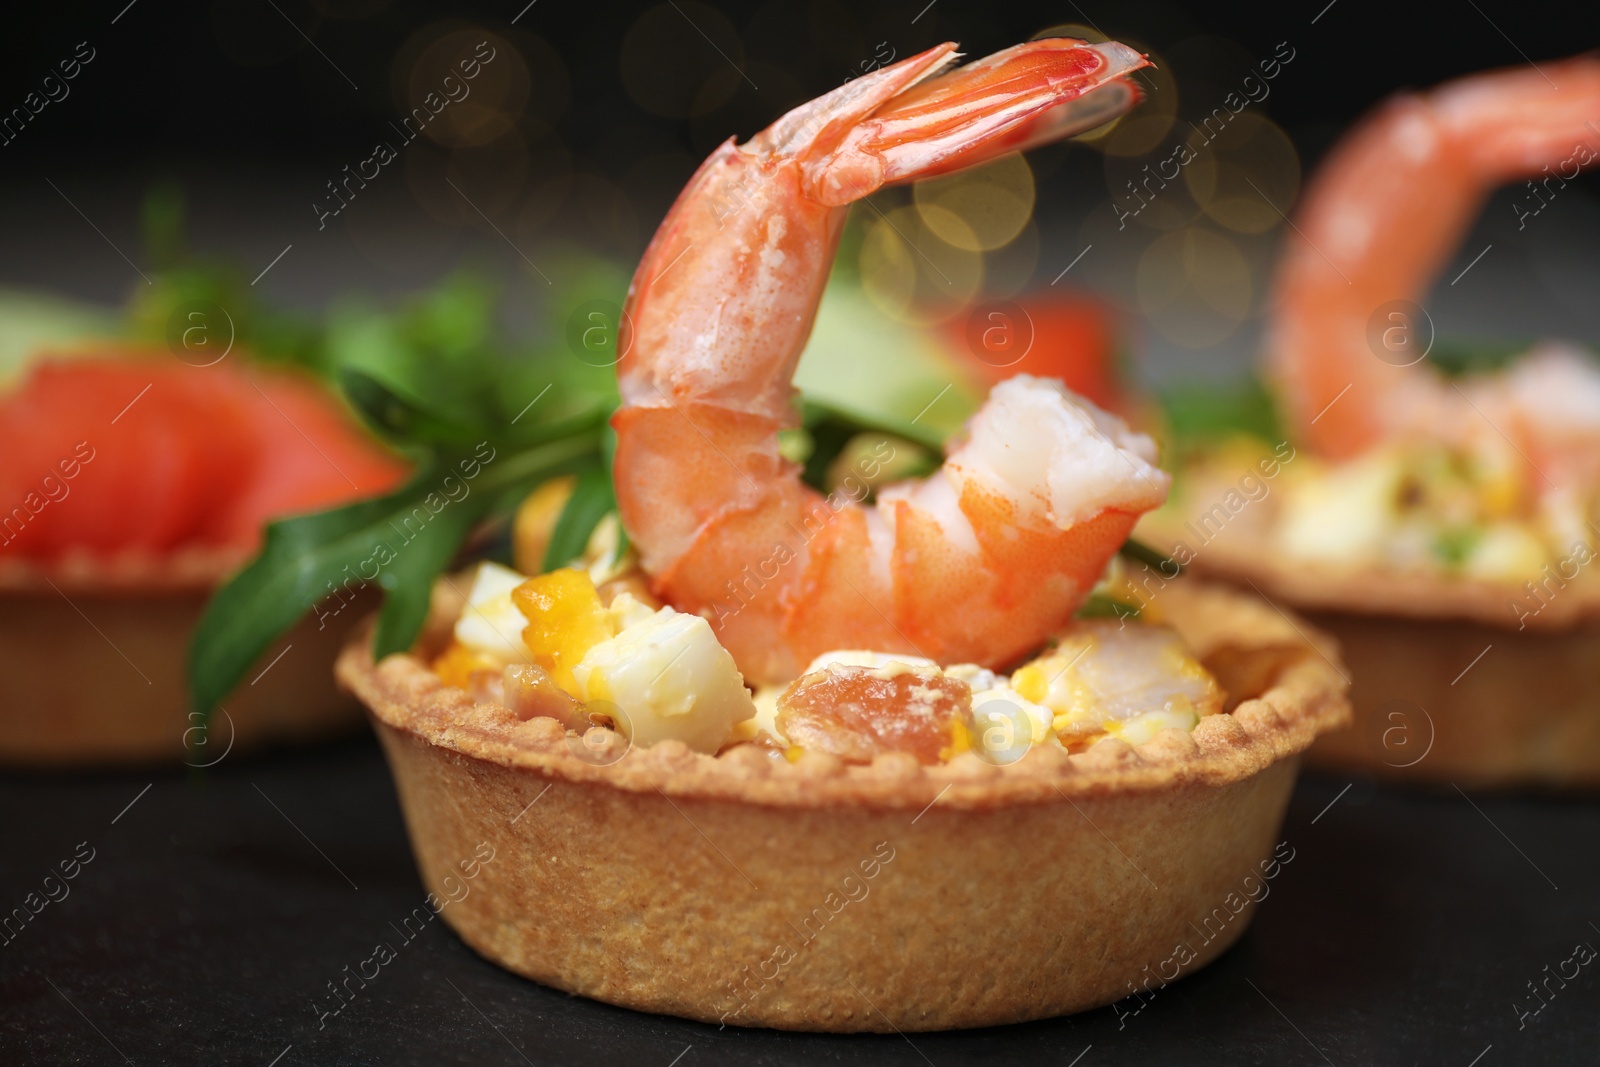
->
left=206, top=369, right=413, bottom=546
left=0, top=354, right=409, bottom=559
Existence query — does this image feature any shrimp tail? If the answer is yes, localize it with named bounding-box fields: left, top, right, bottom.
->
left=806, top=39, right=1149, bottom=204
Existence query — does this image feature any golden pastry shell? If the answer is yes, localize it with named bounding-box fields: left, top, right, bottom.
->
left=339, top=576, right=1349, bottom=1031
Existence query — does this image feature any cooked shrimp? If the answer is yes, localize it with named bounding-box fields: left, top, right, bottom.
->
left=612, top=40, right=1169, bottom=685
left=1269, top=56, right=1600, bottom=485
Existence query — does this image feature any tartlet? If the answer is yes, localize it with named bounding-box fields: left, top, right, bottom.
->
left=1140, top=456, right=1600, bottom=788
left=339, top=575, right=1347, bottom=1031
left=0, top=551, right=366, bottom=767
left=0, top=354, right=406, bottom=767
left=1153, top=55, right=1600, bottom=788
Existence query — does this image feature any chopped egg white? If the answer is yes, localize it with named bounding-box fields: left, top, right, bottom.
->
left=573, top=607, right=756, bottom=754
left=945, top=663, right=1002, bottom=692
left=454, top=562, right=533, bottom=663
left=1104, top=706, right=1200, bottom=746
left=1465, top=522, right=1550, bottom=583
left=606, top=590, right=657, bottom=632
left=583, top=513, right=634, bottom=585
left=1014, top=621, right=1218, bottom=739
left=1539, top=487, right=1590, bottom=554
left=969, top=682, right=1053, bottom=744
left=732, top=685, right=788, bottom=747
left=1278, top=450, right=1404, bottom=564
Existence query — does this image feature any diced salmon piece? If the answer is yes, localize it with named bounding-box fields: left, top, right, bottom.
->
left=776, top=663, right=972, bottom=764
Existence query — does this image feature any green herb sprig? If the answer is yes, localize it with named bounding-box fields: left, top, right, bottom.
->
left=185, top=257, right=1181, bottom=717
left=184, top=260, right=979, bottom=717
left=186, top=260, right=625, bottom=716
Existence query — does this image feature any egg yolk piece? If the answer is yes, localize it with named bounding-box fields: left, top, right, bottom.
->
left=776, top=663, right=973, bottom=765
left=512, top=568, right=614, bottom=695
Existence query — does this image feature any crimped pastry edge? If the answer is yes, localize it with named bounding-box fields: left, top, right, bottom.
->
left=337, top=576, right=1352, bottom=809
left=0, top=545, right=246, bottom=594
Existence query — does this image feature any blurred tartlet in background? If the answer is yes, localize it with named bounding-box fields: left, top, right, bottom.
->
left=0, top=207, right=412, bottom=766
left=1137, top=58, right=1600, bottom=788
left=0, top=348, right=406, bottom=767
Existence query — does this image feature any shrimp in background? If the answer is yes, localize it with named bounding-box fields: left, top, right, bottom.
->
left=1268, top=56, right=1600, bottom=488
left=611, top=40, right=1170, bottom=686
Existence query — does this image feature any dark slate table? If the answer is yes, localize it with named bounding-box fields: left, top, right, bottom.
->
left=1, top=734, right=1595, bottom=1066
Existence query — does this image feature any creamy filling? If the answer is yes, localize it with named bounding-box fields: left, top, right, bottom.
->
left=443, top=559, right=1221, bottom=762
left=1271, top=442, right=1597, bottom=584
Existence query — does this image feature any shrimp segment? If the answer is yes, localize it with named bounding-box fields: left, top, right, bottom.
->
left=615, top=40, right=1164, bottom=685
left=1270, top=56, right=1600, bottom=470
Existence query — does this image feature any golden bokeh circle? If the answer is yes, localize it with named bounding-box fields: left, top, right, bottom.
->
left=689, top=61, right=802, bottom=155
left=982, top=219, right=1042, bottom=298
left=405, top=129, right=531, bottom=225
left=572, top=172, right=641, bottom=258
left=1102, top=111, right=1179, bottom=158
left=1135, top=226, right=1253, bottom=347
left=1030, top=23, right=1107, bottom=44
left=859, top=203, right=983, bottom=326
left=513, top=133, right=577, bottom=240
left=394, top=26, right=531, bottom=149
left=913, top=152, right=1035, bottom=252
left=505, top=30, right=572, bottom=125
left=1183, top=112, right=1301, bottom=235
left=1095, top=42, right=1176, bottom=149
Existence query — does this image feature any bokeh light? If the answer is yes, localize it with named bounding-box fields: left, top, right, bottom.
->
left=405, top=131, right=531, bottom=225
left=1030, top=22, right=1107, bottom=43
left=913, top=152, right=1036, bottom=252
left=688, top=62, right=803, bottom=154
left=503, top=29, right=572, bottom=127
left=1103, top=126, right=1209, bottom=233
left=1095, top=44, right=1178, bottom=152
left=571, top=172, right=642, bottom=258
left=1101, top=109, right=1176, bottom=158
left=513, top=136, right=579, bottom=241
left=1136, top=225, right=1253, bottom=347
left=1184, top=112, right=1301, bottom=234
left=981, top=219, right=1042, bottom=298
left=399, top=27, right=531, bottom=149
left=860, top=203, right=983, bottom=326
left=744, top=0, right=866, bottom=89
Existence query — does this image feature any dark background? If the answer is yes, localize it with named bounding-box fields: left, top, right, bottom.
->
left=3, top=3, right=1600, bottom=1065
left=5, top=0, right=1598, bottom=162
left=3, top=0, right=1599, bottom=381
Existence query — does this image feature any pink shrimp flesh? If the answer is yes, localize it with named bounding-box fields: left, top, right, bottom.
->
left=1269, top=55, right=1600, bottom=484
left=612, top=39, right=1169, bottom=685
